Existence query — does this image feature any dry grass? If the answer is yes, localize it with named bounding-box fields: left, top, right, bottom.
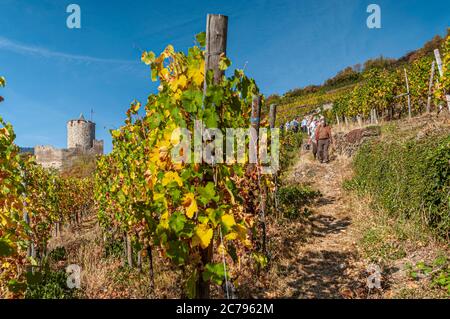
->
left=47, top=216, right=182, bottom=299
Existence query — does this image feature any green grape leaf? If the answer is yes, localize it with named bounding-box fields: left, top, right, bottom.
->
left=0, top=239, right=14, bottom=257
left=195, top=32, right=206, bottom=47
left=185, top=269, right=198, bottom=299
left=166, top=240, right=188, bottom=266
left=169, top=212, right=186, bottom=234
left=181, top=90, right=203, bottom=113
left=197, top=182, right=219, bottom=205
left=202, top=263, right=226, bottom=285
left=219, top=56, right=231, bottom=71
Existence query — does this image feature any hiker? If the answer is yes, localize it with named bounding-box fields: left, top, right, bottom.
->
left=291, top=118, right=299, bottom=133
left=285, top=121, right=290, bottom=132
left=309, top=117, right=319, bottom=159
left=315, top=118, right=332, bottom=163
left=301, top=117, right=308, bottom=133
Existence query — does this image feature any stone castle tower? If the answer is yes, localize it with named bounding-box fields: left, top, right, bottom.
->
left=34, top=113, right=103, bottom=170
left=67, top=114, right=96, bottom=149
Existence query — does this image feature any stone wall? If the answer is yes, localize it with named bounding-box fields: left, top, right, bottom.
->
left=35, top=142, right=103, bottom=171
left=333, top=126, right=381, bottom=157
left=34, top=145, right=65, bottom=170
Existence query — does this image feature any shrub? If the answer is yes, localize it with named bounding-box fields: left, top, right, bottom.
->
left=278, top=185, right=320, bottom=219
left=25, top=268, right=77, bottom=299
left=279, top=131, right=304, bottom=170
left=48, top=247, right=67, bottom=263
left=351, top=134, right=450, bottom=238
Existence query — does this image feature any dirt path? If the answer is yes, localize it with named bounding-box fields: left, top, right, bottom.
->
left=262, top=149, right=373, bottom=299
left=292, top=155, right=362, bottom=298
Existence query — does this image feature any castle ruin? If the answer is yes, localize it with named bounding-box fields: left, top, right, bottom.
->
left=35, top=114, right=103, bottom=170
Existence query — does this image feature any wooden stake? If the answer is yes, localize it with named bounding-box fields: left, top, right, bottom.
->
left=434, top=49, right=450, bottom=111
left=434, top=49, right=444, bottom=77
left=404, top=68, right=411, bottom=119
left=269, top=104, right=279, bottom=217
left=197, top=13, right=229, bottom=299
left=126, top=234, right=133, bottom=268
left=147, top=245, right=155, bottom=289
left=250, top=95, right=262, bottom=166
left=427, top=61, right=436, bottom=113
left=269, top=104, right=277, bottom=129
left=204, top=14, right=228, bottom=91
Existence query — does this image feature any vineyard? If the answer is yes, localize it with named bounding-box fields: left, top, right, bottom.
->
left=274, top=29, right=450, bottom=125
left=1, top=15, right=450, bottom=300
left=0, top=102, right=93, bottom=297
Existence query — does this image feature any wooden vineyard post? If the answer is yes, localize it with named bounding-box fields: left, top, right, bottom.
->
left=269, top=104, right=277, bottom=130
left=370, top=109, right=378, bottom=124
left=357, top=115, right=362, bottom=127
left=146, top=245, right=155, bottom=288
left=24, top=211, right=33, bottom=273
left=269, top=104, right=279, bottom=218
left=126, top=233, right=133, bottom=267
left=137, top=250, right=142, bottom=272
left=250, top=95, right=262, bottom=167
left=404, top=68, right=411, bottom=119
left=434, top=49, right=450, bottom=111
left=427, top=61, right=436, bottom=113
left=250, top=95, right=267, bottom=255
left=197, top=13, right=228, bottom=299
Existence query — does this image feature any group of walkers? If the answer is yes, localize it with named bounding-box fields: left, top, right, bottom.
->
left=281, top=114, right=333, bottom=164
left=281, top=117, right=301, bottom=133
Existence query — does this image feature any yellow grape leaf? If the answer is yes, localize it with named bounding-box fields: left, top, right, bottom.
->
left=111, top=130, right=121, bottom=138
left=153, top=193, right=165, bottom=201
left=192, top=224, right=213, bottom=249
left=187, top=60, right=205, bottom=86
left=162, top=171, right=183, bottom=187
left=218, top=243, right=227, bottom=255
left=131, top=101, right=141, bottom=113
left=235, top=224, right=251, bottom=247
left=160, top=211, right=170, bottom=229
left=164, top=44, right=175, bottom=55
left=224, top=232, right=238, bottom=241
left=160, top=68, right=170, bottom=81
left=141, top=51, right=155, bottom=65
left=169, top=74, right=188, bottom=92
left=1, top=214, right=9, bottom=227
left=173, top=90, right=182, bottom=101
left=182, top=193, right=198, bottom=219
left=173, top=162, right=183, bottom=171
left=221, top=214, right=236, bottom=230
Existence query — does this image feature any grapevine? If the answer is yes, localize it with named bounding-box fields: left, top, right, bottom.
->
left=95, top=33, right=267, bottom=298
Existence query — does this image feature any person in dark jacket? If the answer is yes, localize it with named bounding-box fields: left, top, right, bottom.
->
left=315, top=119, right=332, bottom=163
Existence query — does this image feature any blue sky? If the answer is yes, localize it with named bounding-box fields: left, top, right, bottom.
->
left=0, top=0, right=448, bottom=152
